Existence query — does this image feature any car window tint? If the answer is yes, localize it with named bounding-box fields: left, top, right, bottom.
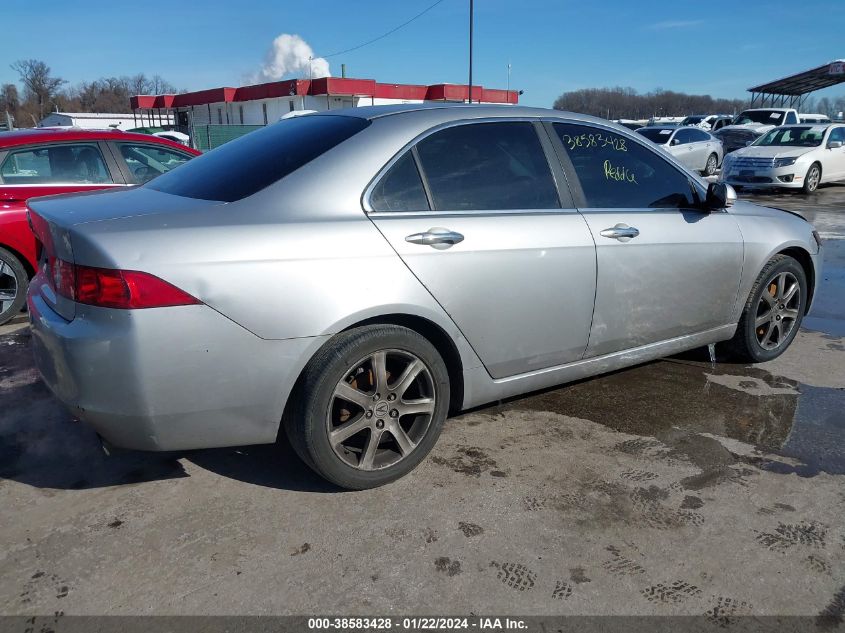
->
left=415, top=122, right=559, bottom=211
left=673, top=129, right=693, bottom=144
left=0, top=144, right=112, bottom=185
left=829, top=127, right=845, bottom=143
left=147, top=115, right=370, bottom=202
left=554, top=123, right=695, bottom=209
left=370, top=151, right=429, bottom=212
left=688, top=129, right=709, bottom=142
left=785, top=112, right=798, bottom=124
left=118, top=144, right=193, bottom=184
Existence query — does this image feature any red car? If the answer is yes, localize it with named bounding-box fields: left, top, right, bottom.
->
left=0, top=128, right=200, bottom=324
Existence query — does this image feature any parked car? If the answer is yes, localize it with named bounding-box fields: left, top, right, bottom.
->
left=26, top=105, right=821, bottom=489
left=680, top=114, right=726, bottom=130
left=799, top=114, right=832, bottom=124
left=152, top=130, right=191, bottom=146
left=0, top=128, right=199, bottom=324
left=636, top=125, right=723, bottom=176
left=709, top=115, right=735, bottom=132
left=721, top=123, right=845, bottom=193
left=715, top=108, right=800, bottom=154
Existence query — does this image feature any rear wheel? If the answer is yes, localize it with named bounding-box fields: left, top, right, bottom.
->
left=802, top=163, right=821, bottom=194
left=722, top=254, right=806, bottom=363
left=703, top=153, right=718, bottom=177
left=284, top=324, right=450, bottom=489
left=0, top=247, right=28, bottom=326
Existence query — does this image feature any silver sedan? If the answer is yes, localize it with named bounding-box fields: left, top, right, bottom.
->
left=637, top=125, right=724, bottom=176
left=27, top=105, right=822, bottom=489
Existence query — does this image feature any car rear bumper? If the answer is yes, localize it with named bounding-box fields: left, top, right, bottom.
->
left=27, top=274, right=328, bottom=451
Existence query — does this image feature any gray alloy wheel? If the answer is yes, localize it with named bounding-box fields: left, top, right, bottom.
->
left=0, top=247, right=28, bottom=326
left=721, top=254, right=806, bottom=363
left=803, top=163, right=821, bottom=194
left=284, top=324, right=450, bottom=490
left=754, top=271, right=801, bottom=351
left=703, top=153, right=718, bottom=177
left=327, top=349, right=436, bottom=471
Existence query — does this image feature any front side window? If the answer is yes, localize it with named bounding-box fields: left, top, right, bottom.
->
left=688, top=129, right=710, bottom=142
left=118, top=144, right=193, bottom=184
left=785, top=111, right=798, bottom=124
left=827, top=127, right=845, bottom=144
left=370, top=151, right=429, bottom=212
left=0, top=143, right=112, bottom=185
left=554, top=123, right=696, bottom=209
left=414, top=122, right=559, bottom=211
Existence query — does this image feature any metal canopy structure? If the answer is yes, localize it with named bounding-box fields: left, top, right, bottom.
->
left=748, top=59, right=845, bottom=109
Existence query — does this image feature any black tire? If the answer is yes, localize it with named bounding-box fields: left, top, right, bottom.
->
left=284, top=324, right=450, bottom=490
left=0, top=247, right=28, bottom=326
left=722, top=254, right=807, bottom=363
left=802, top=162, right=821, bottom=194
left=703, top=153, right=719, bottom=177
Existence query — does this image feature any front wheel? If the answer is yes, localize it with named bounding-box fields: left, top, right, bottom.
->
left=284, top=324, right=450, bottom=490
left=802, top=163, right=821, bottom=194
left=0, top=247, right=29, bottom=326
left=722, top=254, right=807, bottom=363
left=703, top=153, right=719, bottom=177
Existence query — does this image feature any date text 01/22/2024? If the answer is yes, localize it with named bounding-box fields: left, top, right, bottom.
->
left=307, top=617, right=528, bottom=631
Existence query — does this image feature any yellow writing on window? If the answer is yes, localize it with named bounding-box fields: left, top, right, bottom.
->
left=604, top=159, right=638, bottom=184
left=561, top=133, right=627, bottom=152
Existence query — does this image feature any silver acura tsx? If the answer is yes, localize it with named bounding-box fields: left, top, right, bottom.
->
left=26, top=104, right=822, bottom=489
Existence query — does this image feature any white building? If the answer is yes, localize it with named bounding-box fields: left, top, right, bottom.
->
left=131, top=77, right=518, bottom=128
left=39, top=111, right=173, bottom=130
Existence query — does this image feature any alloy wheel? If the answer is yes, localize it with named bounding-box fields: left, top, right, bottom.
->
left=327, top=349, right=436, bottom=471
left=754, top=271, right=800, bottom=350
left=705, top=154, right=717, bottom=176
left=806, top=166, right=820, bottom=192
left=0, top=261, right=18, bottom=315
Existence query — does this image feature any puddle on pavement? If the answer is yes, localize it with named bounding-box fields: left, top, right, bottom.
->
left=494, top=351, right=845, bottom=477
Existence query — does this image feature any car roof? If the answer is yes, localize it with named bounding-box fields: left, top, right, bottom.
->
left=637, top=126, right=679, bottom=131
left=0, top=127, right=199, bottom=153
left=310, top=103, right=614, bottom=126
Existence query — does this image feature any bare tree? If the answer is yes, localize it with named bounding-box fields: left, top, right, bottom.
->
left=10, top=59, right=66, bottom=119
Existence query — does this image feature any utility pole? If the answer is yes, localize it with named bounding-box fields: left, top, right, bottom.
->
left=507, top=61, right=511, bottom=93
left=468, top=0, right=474, bottom=104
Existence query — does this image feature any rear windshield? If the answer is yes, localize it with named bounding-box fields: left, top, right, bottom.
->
left=146, top=115, right=370, bottom=202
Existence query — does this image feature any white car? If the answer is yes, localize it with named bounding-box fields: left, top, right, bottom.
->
left=636, top=126, right=723, bottom=176
left=152, top=131, right=190, bottom=146
left=721, top=123, right=845, bottom=193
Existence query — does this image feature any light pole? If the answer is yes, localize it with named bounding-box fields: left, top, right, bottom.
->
left=468, top=0, right=474, bottom=103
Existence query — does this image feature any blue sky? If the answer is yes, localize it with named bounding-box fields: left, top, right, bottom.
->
left=2, top=0, right=844, bottom=108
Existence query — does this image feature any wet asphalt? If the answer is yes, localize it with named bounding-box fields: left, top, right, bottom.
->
left=0, top=184, right=843, bottom=618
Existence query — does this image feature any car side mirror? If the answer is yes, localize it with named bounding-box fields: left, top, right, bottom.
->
left=828, top=140, right=843, bottom=149
left=705, top=182, right=736, bottom=210
left=670, top=138, right=680, bottom=146
left=744, top=141, right=753, bottom=147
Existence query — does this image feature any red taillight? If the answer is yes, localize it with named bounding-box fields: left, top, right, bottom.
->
left=51, top=260, right=200, bottom=309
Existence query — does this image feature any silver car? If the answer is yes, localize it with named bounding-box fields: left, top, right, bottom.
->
left=637, top=126, right=723, bottom=176
left=26, top=105, right=822, bottom=489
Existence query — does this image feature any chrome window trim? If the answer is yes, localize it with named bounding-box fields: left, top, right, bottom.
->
left=363, top=116, right=577, bottom=216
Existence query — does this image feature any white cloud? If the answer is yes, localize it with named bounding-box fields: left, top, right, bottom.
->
left=252, top=34, right=331, bottom=83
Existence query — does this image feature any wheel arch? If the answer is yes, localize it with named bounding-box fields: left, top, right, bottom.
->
left=0, top=242, right=35, bottom=278
left=777, top=246, right=816, bottom=314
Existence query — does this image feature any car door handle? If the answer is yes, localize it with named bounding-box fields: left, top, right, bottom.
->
left=600, top=224, right=640, bottom=242
left=405, top=227, right=465, bottom=250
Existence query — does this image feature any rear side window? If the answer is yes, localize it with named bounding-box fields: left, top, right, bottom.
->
left=118, top=143, right=192, bottom=184
left=370, top=152, right=430, bottom=212
left=414, top=122, right=560, bottom=211
left=0, top=143, right=112, bottom=185
left=554, top=123, right=695, bottom=209
left=147, top=115, right=370, bottom=201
